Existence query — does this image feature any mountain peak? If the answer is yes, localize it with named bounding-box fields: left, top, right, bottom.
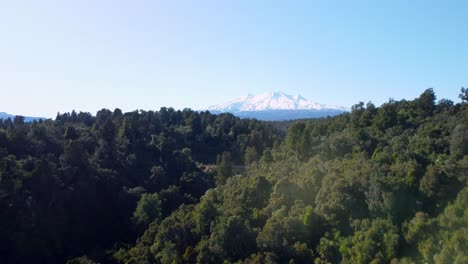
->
left=294, top=93, right=305, bottom=101
left=207, top=91, right=348, bottom=113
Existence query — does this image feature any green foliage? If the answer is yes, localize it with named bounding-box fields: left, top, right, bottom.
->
left=410, top=188, right=468, bottom=263
left=216, top=151, right=233, bottom=185
left=340, top=219, right=400, bottom=263
left=244, top=146, right=258, bottom=166
left=460, top=87, right=468, bottom=103
left=0, top=108, right=278, bottom=264
left=133, top=193, right=162, bottom=226
left=66, top=256, right=98, bottom=264
left=450, top=123, right=468, bottom=158
left=1, top=90, right=467, bottom=263
left=209, top=215, right=257, bottom=261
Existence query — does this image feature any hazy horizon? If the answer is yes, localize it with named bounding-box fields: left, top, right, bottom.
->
left=1, top=1, right=467, bottom=118
left=1, top=88, right=463, bottom=119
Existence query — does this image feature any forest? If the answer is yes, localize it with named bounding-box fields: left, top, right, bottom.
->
left=0, top=88, right=467, bottom=264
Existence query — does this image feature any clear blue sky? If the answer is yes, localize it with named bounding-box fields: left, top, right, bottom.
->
left=1, top=0, right=467, bottom=118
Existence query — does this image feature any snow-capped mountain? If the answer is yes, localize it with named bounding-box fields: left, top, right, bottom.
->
left=207, top=91, right=348, bottom=121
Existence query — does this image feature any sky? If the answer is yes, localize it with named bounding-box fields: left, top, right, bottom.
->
left=0, top=0, right=467, bottom=118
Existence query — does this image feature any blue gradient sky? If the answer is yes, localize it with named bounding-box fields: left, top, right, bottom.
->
left=1, top=0, right=467, bottom=117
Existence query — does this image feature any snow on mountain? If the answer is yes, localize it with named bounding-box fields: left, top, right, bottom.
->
left=208, top=91, right=348, bottom=113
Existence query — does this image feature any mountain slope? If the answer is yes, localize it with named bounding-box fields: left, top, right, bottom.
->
left=0, top=112, right=46, bottom=122
left=207, top=91, right=348, bottom=120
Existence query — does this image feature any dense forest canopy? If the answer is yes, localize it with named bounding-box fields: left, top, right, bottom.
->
left=0, top=108, right=279, bottom=263
left=1, top=88, right=467, bottom=264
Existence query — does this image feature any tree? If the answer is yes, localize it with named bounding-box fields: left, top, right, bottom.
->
left=302, top=205, right=321, bottom=240
left=134, top=193, right=162, bottom=226
left=374, top=101, right=398, bottom=130
left=459, top=87, right=468, bottom=103
left=286, top=122, right=306, bottom=156
left=450, top=124, right=468, bottom=158
left=257, top=204, right=313, bottom=261
left=209, top=216, right=257, bottom=261
left=244, top=146, right=258, bottom=166
left=64, top=126, right=79, bottom=140
left=216, top=151, right=233, bottom=185
left=417, top=88, right=436, bottom=117
left=13, top=115, right=25, bottom=125
left=340, top=219, right=400, bottom=263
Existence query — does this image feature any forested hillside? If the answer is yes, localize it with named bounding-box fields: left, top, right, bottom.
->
left=112, top=89, right=468, bottom=264
left=0, top=108, right=279, bottom=264
left=1, top=89, right=467, bottom=264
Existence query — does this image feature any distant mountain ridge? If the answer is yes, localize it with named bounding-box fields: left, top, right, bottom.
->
left=207, top=91, right=348, bottom=121
left=0, top=112, right=46, bottom=122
